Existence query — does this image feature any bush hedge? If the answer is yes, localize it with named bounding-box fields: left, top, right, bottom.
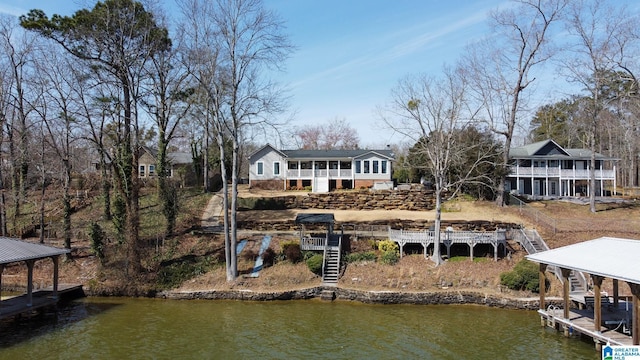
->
left=306, top=254, right=324, bottom=275
left=500, top=259, right=540, bottom=292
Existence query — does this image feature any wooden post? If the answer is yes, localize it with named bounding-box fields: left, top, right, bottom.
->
left=592, top=275, right=603, bottom=332
left=561, top=268, right=571, bottom=320
left=26, top=260, right=35, bottom=307
left=539, top=263, right=548, bottom=311
left=0, top=264, right=4, bottom=314
left=469, top=243, right=474, bottom=261
left=629, top=283, right=640, bottom=346
left=52, top=256, right=59, bottom=299
left=613, top=279, right=619, bottom=308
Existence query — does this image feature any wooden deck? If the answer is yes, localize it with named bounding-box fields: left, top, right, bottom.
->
left=388, top=228, right=507, bottom=260
left=540, top=301, right=633, bottom=347
left=0, top=284, right=83, bottom=320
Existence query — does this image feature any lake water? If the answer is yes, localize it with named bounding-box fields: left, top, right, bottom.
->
left=0, top=297, right=599, bottom=359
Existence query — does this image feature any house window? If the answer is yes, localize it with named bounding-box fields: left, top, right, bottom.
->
left=139, top=165, right=146, bottom=177
left=257, top=162, right=264, bottom=176
left=149, top=164, right=156, bottom=176
left=363, top=161, right=370, bottom=174
left=381, top=160, right=387, bottom=174
left=355, top=161, right=361, bottom=174
left=273, top=161, right=281, bottom=176
left=372, top=160, right=379, bottom=174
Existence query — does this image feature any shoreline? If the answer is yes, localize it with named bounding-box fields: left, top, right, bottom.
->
left=157, top=286, right=563, bottom=310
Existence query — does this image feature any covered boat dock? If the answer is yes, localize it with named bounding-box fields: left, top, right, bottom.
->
left=526, top=237, right=639, bottom=350
left=1, top=237, right=72, bottom=320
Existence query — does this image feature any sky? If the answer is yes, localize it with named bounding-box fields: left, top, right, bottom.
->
left=2, top=0, right=638, bottom=149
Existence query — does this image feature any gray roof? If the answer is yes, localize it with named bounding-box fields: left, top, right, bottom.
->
left=295, top=213, right=335, bottom=224
left=526, top=237, right=640, bottom=285
left=509, top=139, right=615, bottom=160
left=168, top=152, right=192, bottom=165
left=0, top=238, right=70, bottom=265
left=283, top=149, right=395, bottom=160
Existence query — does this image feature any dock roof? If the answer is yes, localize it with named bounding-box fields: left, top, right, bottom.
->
left=526, top=237, right=640, bottom=285
left=0, top=238, right=70, bottom=265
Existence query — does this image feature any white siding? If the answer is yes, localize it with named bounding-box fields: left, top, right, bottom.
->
left=249, top=146, right=285, bottom=181
left=354, top=154, right=391, bottom=181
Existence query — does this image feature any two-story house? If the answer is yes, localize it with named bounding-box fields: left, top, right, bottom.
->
left=506, top=139, right=617, bottom=198
left=248, top=144, right=395, bottom=192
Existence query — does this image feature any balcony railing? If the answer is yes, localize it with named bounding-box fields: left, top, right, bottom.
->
left=509, top=167, right=615, bottom=180
left=286, top=169, right=354, bottom=179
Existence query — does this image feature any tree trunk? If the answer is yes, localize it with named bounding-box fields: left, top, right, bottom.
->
left=432, top=183, right=443, bottom=266
left=217, top=131, right=233, bottom=282
left=100, top=155, right=112, bottom=221
left=230, top=136, right=239, bottom=279
left=63, top=158, right=72, bottom=259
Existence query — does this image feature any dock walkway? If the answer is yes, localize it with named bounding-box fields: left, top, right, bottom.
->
left=0, top=284, right=83, bottom=320
left=540, top=301, right=633, bottom=346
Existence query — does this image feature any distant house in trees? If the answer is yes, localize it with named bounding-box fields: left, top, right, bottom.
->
left=94, top=146, right=196, bottom=186
left=137, top=146, right=195, bottom=186
left=506, top=139, right=617, bottom=198
left=248, top=144, right=395, bottom=192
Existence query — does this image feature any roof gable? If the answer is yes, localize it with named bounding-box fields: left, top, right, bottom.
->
left=248, top=144, right=287, bottom=161
left=510, top=139, right=569, bottom=157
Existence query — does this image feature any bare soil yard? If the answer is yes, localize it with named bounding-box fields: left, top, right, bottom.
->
left=4, top=186, right=640, bottom=299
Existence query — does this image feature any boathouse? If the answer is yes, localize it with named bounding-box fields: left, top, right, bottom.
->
left=0, top=237, right=70, bottom=319
left=526, top=237, right=639, bottom=349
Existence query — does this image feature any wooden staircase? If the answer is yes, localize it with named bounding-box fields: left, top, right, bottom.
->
left=322, top=236, right=341, bottom=285
left=512, top=228, right=587, bottom=295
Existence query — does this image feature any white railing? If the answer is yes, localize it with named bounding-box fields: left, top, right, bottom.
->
left=388, top=228, right=506, bottom=246
left=288, top=169, right=354, bottom=179
left=509, top=167, right=615, bottom=180
left=300, top=237, right=326, bottom=250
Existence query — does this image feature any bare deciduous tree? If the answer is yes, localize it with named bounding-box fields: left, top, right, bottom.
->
left=380, top=68, right=492, bottom=265
left=465, top=0, right=566, bottom=206
left=294, top=117, right=360, bottom=150
left=180, top=0, right=293, bottom=281
left=563, top=0, right=626, bottom=212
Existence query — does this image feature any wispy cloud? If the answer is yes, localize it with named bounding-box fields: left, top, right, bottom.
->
left=0, top=3, right=26, bottom=17
left=290, top=7, right=491, bottom=90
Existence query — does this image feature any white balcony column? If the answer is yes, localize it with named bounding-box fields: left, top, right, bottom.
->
left=600, top=162, right=604, bottom=196
left=614, top=164, right=617, bottom=195
left=531, top=161, right=534, bottom=196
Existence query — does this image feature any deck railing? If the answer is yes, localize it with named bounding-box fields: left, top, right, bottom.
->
left=388, top=228, right=506, bottom=246
left=508, top=167, right=615, bottom=180
left=300, top=236, right=326, bottom=250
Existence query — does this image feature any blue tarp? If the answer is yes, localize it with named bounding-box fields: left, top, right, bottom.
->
left=249, top=235, right=272, bottom=277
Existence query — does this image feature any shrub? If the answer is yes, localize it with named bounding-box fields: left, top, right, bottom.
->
left=306, top=254, right=324, bottom=275
left=262, top=248, right=276, bottom=267
left=281, top=241, right=302, bottom=263
left=344, top=251, right=377, bottom=263
left=500, top=259, right=540, bottom=292
left=157, top=258, right=212, bottom=289
left=377, top=240, right=398, bottom=253
left=242, top=249, right=257, bottom=262
left=380, top=250, right=399, bottom=265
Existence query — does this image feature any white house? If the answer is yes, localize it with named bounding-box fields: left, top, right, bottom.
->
left=506, top=139, right=617, bottom=198
left=248, top=144, right=395, bottom=192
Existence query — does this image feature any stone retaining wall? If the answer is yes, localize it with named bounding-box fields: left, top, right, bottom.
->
left=241, top=187, right=436, bottom=212
left=161, top=287, right=562, bottom=310
left=237, top=218, right=519, bottom=233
